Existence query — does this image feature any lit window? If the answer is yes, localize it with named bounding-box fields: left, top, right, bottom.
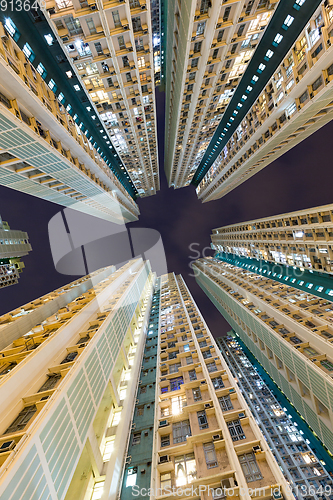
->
left=4, top=18, right=17, bottom=38
left=112, top=411, right=121, bottom=426
left=74, top=84, right=80, bottom=91
left=57, top=92, right=65, bottom=104
left=44, top=34, right=53, bottom=45
left=91, top=481, right=105, bottom=500
left=265, top=49, right=274, bottom=59
left=36, top=63, right=47, bottom=78
left=283, top=15, right=294, bottom=27
left=23, top=43, right=35, bottom=62
left=102, top=439, right=114, bottom=461
left=258, top=63, right=266, bottom=72
left=273, top=33, right=283, bottom=45
left=66, top=70, right=73, bottom=78
left=126, top=468, right=137, bottom=487
left=252, top=74, right=259, bottom=82
left=294, top=0, right=306, bottom=6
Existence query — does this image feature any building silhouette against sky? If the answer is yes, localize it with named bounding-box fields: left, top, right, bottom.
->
left=0, top=215, right=31, bottom=289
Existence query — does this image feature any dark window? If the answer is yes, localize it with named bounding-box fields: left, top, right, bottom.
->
left=38, top=374, right=61, bottom=393
left=4, top=405, right=37, bottom=434
left=197, top=410, right=209, bottom=429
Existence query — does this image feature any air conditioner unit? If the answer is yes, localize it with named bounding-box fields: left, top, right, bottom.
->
left=160, top=377, right=167, bottom=381
left=204, top=403, right=212, bottom=408
left=253, top=445, right=261, bottom=453
left=200, top=380, right=207, bottom=385
left=327, top=39, right=331, bottom=46
left=239, top=412, right=245, bottom=418
left=61, top=36, right=69, bottom=42
left=159, top=455, right=169, bottom=464
left=159, top=419, right=168, bottom=427
left=141, top=468, right=146, bottom=474
left=125, top=455, right=132, bottom=464
left=229, top=388, right=235, bottom=393
left=0, top=440, right=15, bottom=453
left=213, top=434, right=221, bottom=441
left=90, top=3, right=97, bottom=9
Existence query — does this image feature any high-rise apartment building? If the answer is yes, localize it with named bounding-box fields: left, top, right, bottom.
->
left=122, top=272, right=293, bottom=499
left=211, top=204, right=333, bottom=275
left=0, top=262, right=293, bottom=500
left=0, top=215, right=32, bottom=289
left=217, top=334, right=333, bottom=498
left=164, top=0, right=333, bottom=201
left=193, top=256, right=333, bottom=456
left=0, top=18, right=139, bottom=224
left=43, top=0, right=159, bottom=197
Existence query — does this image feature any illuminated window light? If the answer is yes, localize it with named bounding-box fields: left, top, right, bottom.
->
left=4, top=18, right=17, bottom=38
left=265, top=49, right=274, bottom=60
left=74, top=84, right=80, bottom=91
left=44, top=34, right=53, bottom=45
left=36, top=63, right=47, bottom=78
left=283, top=15, right=294, bottom=28
left=294, top=0, right=306, bottom=8
left=246, top=85, right=252, bottom=92
left=241, top=94, right=247, bottom=101
left=258, top=63, right=266, bottom=72
left=273, top=33, right=283, bottom=46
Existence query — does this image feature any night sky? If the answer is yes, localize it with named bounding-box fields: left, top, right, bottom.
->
left=1, top=87, right=333, bottom=338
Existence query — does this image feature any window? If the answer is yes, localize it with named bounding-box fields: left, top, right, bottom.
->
left=5, top=405, right=37, bottom=434
left=102, top=440, right=114, bottom=461
left=197, top=410, right=208, bottom=430
left=161, top=435, right=170, bottom=447
left=217, top=29, right=224, bottom=42
left=38, top=373, right=61, bottom=392
left=169, top=351, right=178, bottom=360
left=86, top=17, right=96, bottom=35
left=112, top=10, right=121, bottom=28
left=91, top=481, right=105, bottom=499
left=203, top=442, right=218, bottom=468
left=169, top=362, right=181, bottom=373
left=239, top=452, right=262, bottom=482
left=199, top=340, right=207, bottom=347
left=196, top=21, right=206, bottom=36
left=183, top=344, right=190, bottom=352
left=189, top=369, right=197, bottom=381
left=219, top=395, right=233, bottom=411
left=207, top=362, right=217, bottom=372
left=191, top=57, right=199, bottom=68
left=192, top=387, right=202, bottom=401
left=126, top=468, right=137, bottom=487
left=170, top=377, right=184, bottom=391
left=137, top=406, right=144, bottom=416
left=64, top=16, right=83, bottom=35
left=94, top=42, right=103, bottom=56
left=22, top=43, right=35, bottom=62
left=132, top=432, right=141, bottom=445
left=227, top=419, right=245, bottom=441
left=186, top=356, right=193, bottom=365
left=320, top=360, right=333, bottom=371
left=175, top=453, right=197, bottom=486
left=160, top=472, right=171, bottom=490
left=140, top=385, right=147, bottom=393
left=212, top=376, right=224, bottom=389
left=194, top=41, right=202, bottom=53
left=173, top=420, right=191, bottom=443
left=118, top=35, right=126, bottom=50
left=203, top=350, right=212, bottom=359
left=132, top=16, right=142, bottom=32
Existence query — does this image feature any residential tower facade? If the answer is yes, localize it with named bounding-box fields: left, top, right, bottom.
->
left=0, top=264, right=293, bottom=500
left=193, top=256, right=333, bottom=456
